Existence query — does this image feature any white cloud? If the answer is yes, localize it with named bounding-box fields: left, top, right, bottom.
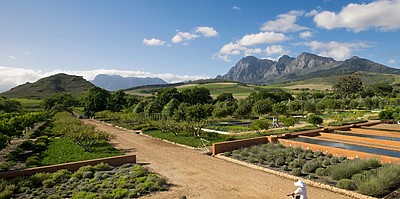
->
left=244, top=48, right=262, bottom=56
left=314, top=0, right=400, bottom=32
left=143, top=38, right=165, bottom=46
left=388, top=59, right=396, bottom=64
left=301, top=41, right=373, bottom=60
left=24, top=51, right=31, bottom=55
left=195, top=26, right=218, bottom=37
left=265, top=45, right=290, bottom=56
left=261, top=10, right=308, bottom=32
left=299, top=31, right=313, bottom=39
left=7, top=55, right=16, bottom=59
left=231, top=6, right=241, bottom=10
left=0, top=66, right=208, bottom=92
left=238, top=32, right=287, bottom=46
left=305, top=9, right=319, bottom=17
left=171, top=31, right=199, bottom=43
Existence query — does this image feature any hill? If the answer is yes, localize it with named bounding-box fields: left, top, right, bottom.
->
left=91, top=74, right=167, bottom=91
left=219, top=53, right=400, bottom=84
left=0, top=73, right=95, bottom=99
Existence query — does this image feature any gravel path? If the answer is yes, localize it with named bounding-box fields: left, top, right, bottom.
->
left=84, top=119, right=353, bottom=199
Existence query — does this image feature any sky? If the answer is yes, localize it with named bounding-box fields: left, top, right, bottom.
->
left=1, top=0, right=400, bottom=92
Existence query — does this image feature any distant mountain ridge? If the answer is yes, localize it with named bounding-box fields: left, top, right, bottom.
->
left=91, top=74, right=167, bottom=91
left=218, top=52, right=400, bottom=84
left=0, top=73, right=95, bottom=99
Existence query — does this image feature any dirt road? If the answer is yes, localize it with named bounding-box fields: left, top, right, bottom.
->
left=84, top=120, right=353, bottom=199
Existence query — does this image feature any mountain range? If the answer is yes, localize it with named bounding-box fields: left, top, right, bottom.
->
left=217, top=52, right=400, bottom=84
left=90, top=74, right=167, bottom=91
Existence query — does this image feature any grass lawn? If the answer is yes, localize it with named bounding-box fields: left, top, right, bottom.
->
left=143, top=130, right=229, bottom=147
left=40, top=138, right=123, bottom=165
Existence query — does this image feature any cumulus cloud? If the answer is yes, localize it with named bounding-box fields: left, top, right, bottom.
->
left=261, top=10, right=308, bottom=32
left=195, top=26, right=219, bottom=37
left=231, top=6, right=241, bottom=10
left=0, top=66, right=208, bottom=92
left=305, top=9, right=319, bottom=17
left=265, top=45, right=290, bottom=56
left=143, top=38, right=165, bottom=46
left=314, top=0, right=400, bottom=32
left=213, top=31, right=288, bottom=62
left=299, top=31, right=313, bottom=39
left=171, top=31, right=199, bottom=43
left=7, top=55, right=16, bottom=59
left=301, top=41, right=373, bottom=60
left=238, top=32, right=287, bottom=46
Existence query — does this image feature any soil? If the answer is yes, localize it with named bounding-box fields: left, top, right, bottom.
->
left=83, top=119, right=353, bottom=199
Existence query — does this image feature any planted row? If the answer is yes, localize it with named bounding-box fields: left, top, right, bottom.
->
left=224, top=143, right=400, bottom=197
left=0, top=163, right=168, bottom=199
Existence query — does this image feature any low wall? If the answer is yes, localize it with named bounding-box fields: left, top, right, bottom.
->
left=278, top=139, right=399, bottom=164
left=0, top=154, right=136, bottom=179
left=212, top=137, right=269, bottom=155
left=351, top=128, right=400, bottom=138
left=319, top=133, right=400, bottom=148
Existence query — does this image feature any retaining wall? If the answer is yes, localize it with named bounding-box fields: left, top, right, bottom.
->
left=212, top=137, right=270, bottom=155
left=0, top=154, right=136, bottom=179
left=278, top=139, right=399, bottom=164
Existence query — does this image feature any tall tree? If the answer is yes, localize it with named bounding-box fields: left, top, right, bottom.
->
left=108, top=90, right=127, bottom=112
left=80, top=87, right=110, bottom=117
left=332, top=75, right=363, bottom=96
left=181, top=87, right=213, bottom=105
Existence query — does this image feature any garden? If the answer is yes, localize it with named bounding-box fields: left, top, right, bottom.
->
left=223, top=143, right=400, bottom=198
left=0, top=163, right=168, bottom=199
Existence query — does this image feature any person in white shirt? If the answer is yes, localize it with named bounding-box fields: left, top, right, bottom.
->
left=287, top=180, right=308, bottom=199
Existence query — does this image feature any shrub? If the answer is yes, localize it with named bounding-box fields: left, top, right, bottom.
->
left=0, top=184, right=15, bottom=199
left=224, top=151, right=231, bottom=156
left=329, top=156, right=339, bottom=165
left=275, top=157, right=285, bottom=166
left=34, top=141, right=47, bottom=152
left=250, top=146, right=260, bottom=154
left=305, top=153, right=313, bottom=160
left=291, top=168, right=302, bottom=176
left=358, top=179, right=385, bottom=197
left=302, top=162, right=319, bottom=174
left=281, top=165, right=290, bottom=171
left=315, top=168, right=328, bottom=176
left=307, top=173, right=317, bottom=179
left=257, top=152, right=267, bottom=161
left=330, top=159, right=374, bottom=180
left=313, top=150, right=322, bottom=157
left=357, top=164, right=400, bottom=197
left=19, top=140, right=34, bottom=150
left=338, top=156, right=347, bottom=162
left=25, top=156, right=41, bottom=167
left=322, top=159, right=331, bottom=167
left=93, top=162, right=113, bottom=171
left=337, top=179, right=356, bottom=190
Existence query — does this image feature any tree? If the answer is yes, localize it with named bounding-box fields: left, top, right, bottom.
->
left=272, top=103, right=287, bottom=115
left=44, top=93, right=77, bottom=114
left=307, top=114, right=323, bottom=126
left=214, top=92, right=235, bottom=103
left=252, top=119, right=269, bottom=134
left=332, top=75, right=363, bottom=96
left=181, top=87, right=213, bottom=105
left=280, top=115, right=296, bottom=130
left=0, top=98, right=21, bottom=113
left=234, top=99, right=253, bottom=118
left=212, top=101, right=237, bottom=118
left=108, top=90, right=127, bottom=112
left=144, top=99, right=163, bottom=114
left=161, top=98, right=180, bottom=118
left=80, top=87, right=110, bottom=117
left=252, top=99, right=273, bottom=116
left=155, top=87, right=181, bottom=106
left=67, top=124, right=111, bottom=151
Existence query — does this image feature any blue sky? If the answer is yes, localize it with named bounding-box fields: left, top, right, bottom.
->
left=0, top=0, right=400, bottom=91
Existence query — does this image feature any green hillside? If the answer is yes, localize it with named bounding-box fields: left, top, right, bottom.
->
left=0, top=73, right=95, bottom=100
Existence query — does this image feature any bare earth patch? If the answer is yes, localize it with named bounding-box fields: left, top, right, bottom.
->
left=284, top=84, right=332, bottom=91
left=84, top=119, right=353, bottom=199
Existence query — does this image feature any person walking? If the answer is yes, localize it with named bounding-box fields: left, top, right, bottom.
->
left=287, top=180, right=308, bottom=199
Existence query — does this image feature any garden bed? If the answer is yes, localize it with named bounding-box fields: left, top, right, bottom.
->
left=0, top=163, right=168, bottom=199
left=223, top=143, right=400, bottom=198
